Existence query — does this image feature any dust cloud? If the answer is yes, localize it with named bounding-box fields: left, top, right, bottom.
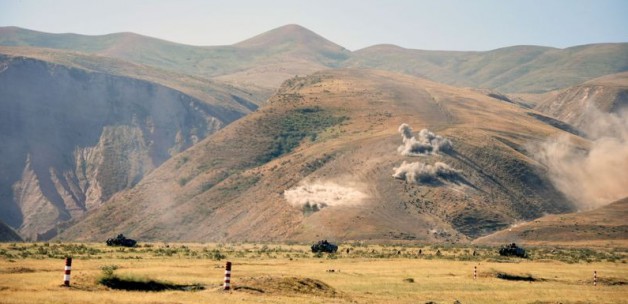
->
left=392, top=161, right=461, bottom=184
left=536, top=107, right=628, bottom=209
left=284, top=180, right=368, bottom=210
left=397, top=123, right=452, bottom=156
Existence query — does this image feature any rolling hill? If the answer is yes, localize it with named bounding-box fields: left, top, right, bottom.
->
left=0, top=25, right=351, bottom=97
left=474, top=197, right=628, bottom=247
left=1, top=25, right=626, bottom=96
left=0, top=49, right=257, bottom=240
left=58, top=69, right=577, bottom=243
left=345, top=43, right=628, bottom=93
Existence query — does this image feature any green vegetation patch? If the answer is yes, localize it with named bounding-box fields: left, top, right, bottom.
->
left=257, top=107, right=347, bottom=164
left=218, top=174, right=261, bottom=195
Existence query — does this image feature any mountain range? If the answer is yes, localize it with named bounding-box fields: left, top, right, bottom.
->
left=0, top=24, right=626, bottom=244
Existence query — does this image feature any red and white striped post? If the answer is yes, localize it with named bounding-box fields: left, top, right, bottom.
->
left=63, top=257, right=72, bottom=286
left=594, top=270, right=597, bottom=286
left=473, top=266, right=477, bottom=280
left=223, top=261, right=232, bottom=290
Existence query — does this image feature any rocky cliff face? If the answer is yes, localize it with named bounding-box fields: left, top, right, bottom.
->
left=0, top=55, right=244, bottom=240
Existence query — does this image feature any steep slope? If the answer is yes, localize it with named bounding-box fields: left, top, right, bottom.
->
left=0, top=220, right=22, bottom=242
left=535, top=72, right=628, bottom=129
left=474, top=197, right=628, bottom=247
left=59, top=69, right=576, bottom=243
left=0, top=51, right=255, bottom=240
left=345, top=43, right=628, bottom=93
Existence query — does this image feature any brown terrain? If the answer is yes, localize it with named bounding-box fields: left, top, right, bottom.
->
left=475, top=197, right=628, bottom=247
left=0, top=25, right=626, bottom=245
left=59, top=69, right=576, bottom=243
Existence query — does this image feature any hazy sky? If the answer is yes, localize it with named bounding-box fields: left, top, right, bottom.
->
left=1, top=0, right=626, bottom=51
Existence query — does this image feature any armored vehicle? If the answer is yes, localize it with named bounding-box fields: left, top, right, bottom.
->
left=106, top=234, right=137, bottom=247
left=499, top=243, right=527, bottom=258
left=311, top=240, right=338, bottom=253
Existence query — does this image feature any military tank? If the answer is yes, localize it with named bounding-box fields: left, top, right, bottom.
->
left=106, top=234, right=137, bottom=247
left=499, top=243, right=527, bottom=258
left=311, top=240, right=338, bottom=253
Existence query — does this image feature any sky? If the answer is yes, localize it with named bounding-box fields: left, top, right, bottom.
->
left=1, top=0, right=627, bottom=51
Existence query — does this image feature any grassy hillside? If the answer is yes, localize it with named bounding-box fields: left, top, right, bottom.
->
left=1, top=26, right=626, bottom=95
left=59, top=69, right=579, bottom=243
left=0, top=26, right=250, bottom=78
left=345, top=43, right=628, bottom=93
left=0, top=25, right=351, bottom=96
left=0, top=46, right=263, bottom=109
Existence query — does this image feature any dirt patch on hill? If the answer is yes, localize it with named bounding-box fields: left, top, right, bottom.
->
left=233, top=276, right=339, bottom=297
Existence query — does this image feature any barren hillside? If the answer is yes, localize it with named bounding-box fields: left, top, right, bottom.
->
left=474, top=197, right=628, bottom=247
left=59, top=69, right=577, bottom=243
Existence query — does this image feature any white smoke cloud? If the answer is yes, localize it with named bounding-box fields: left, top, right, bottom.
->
left=397, top=124, right=452, bottom=156
left=392, top=161, right=461, bottom=184
left=536, top=107, right=628, bottom=209
left=284, top=180, right=368, bottom=210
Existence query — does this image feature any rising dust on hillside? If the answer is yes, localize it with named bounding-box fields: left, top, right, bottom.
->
left=284, top=180, right=368, bottom=210
left=397, top=123, right=452, bottom=156
left=536, top=106, right=628, bottom=209
left=393, top=124, right=460, bottom=185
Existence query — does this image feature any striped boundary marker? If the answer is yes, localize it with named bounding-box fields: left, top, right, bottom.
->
left=63, top=257, right=72, bottom=287
left=473, top=266, right=477, bottom=280
left=594, top=270, right=597, bottom=286
left=224, top=261, right=232, bottom=290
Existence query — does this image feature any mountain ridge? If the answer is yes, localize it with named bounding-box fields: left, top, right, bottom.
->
left=1, top=25, right=627, bottom=94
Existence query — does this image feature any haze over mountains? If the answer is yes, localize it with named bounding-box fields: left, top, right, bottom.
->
left=0, top=24, right=626, bottom=243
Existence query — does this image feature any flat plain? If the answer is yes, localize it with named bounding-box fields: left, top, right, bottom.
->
left=0, top=242, right=626, bottom=304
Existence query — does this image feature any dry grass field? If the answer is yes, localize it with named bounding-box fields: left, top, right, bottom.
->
left=0, top=242, right=626, bottom=304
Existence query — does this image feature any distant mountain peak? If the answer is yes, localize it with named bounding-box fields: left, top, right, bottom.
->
left=234, top=24, right=346, bottom=50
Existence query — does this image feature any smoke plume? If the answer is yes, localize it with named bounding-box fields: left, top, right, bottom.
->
left=284, top=180, right=368, bottom=210
left=536, top=107, right=628, bottom=209
left=392, top=161, right=461, bottom=184
left=397, top=124, right=452, bottom=156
